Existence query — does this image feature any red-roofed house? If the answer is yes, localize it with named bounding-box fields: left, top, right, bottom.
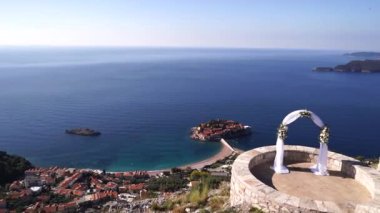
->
left=57, top=201, right=76, bottom=212
left=105, top=182, right=118, bottom=190
left=9, top=181, right=22, bottom=191
left=114, top=173, right=123, bottom=178
left=0, top=199, right=6, bottom=209
left=24, top=202, right=40, bottom=213
left=43, top=204, right=58, bottom=213
left=128, top=183, right=145, bottom=192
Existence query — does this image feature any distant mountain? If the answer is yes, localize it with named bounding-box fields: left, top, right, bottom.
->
left=344, top=52, right=380, bottom=58
left=0, top=151, right=33, bottom=186
left=314, top=60, right=380, bottom=73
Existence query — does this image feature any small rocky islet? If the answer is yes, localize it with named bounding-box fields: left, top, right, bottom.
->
left=191, top=119, right=251, bottom=142
left=65, top=128, right=101, bottom=136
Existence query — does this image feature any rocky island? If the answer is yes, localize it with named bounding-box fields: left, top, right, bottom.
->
left=314, top=60, right=380, bottom=73
left=191, top=119, right=251, bottom=142
left=65, top=128, right=101, bottom=136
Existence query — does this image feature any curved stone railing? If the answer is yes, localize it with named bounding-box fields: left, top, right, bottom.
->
left=230, top=145, right=380, bottom=212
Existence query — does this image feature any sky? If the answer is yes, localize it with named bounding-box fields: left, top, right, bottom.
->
left=0, top=0, right=379, bottom=51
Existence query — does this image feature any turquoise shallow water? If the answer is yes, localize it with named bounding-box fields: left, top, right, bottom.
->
left=0, top=48, right=379, bottom=171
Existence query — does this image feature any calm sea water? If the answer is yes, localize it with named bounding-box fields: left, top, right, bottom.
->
left=0, top=47, right=379, bottom=171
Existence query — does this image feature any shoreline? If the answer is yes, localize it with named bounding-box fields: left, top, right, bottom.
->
left=146, top=140, right=235, bottom=175
left=61, top=139, right=236, bottom=175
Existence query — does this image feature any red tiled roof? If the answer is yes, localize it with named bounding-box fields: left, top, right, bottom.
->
left=128, top=183, right=145, bottom=191
left=55, top=188, right=72, bottom=196
left=72, top=190, right=84, bottom=196
left=105, top=182, right=118, bottom=189
left=89, top=191, right=117, bottom=201
left=0, top=199, right=6, bottom=207
left=43, top=204, right=58, bottom=213
left=58, top=172, right=82, bottom=188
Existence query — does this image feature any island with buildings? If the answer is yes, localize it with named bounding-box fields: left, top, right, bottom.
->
left=191, top=119, right=251, bottom=142
left=65, top=128, right=101, bottom=136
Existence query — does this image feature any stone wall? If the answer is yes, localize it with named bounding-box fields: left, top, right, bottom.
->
left=230, top=145, right=380, bottom=213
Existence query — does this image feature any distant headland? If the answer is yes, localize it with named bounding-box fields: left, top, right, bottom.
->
left=314, top=60, right=380, bottom=73
left=343, top=52, right=380, bottom=58
left=191, top=119, right=251, bottom=142
left=314, top=51, right=380, bottom=73
left=65, top=128, right=101, bottom=136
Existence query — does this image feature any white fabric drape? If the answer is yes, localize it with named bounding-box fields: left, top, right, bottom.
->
left=273, top=109, right=329, bottom=176
left=310, top=143, right=329, bottom=176
left=282, top=110, right=302, bottom=125
left=311, top=113, right=324, bottom=128
left=273, top=137, right=289, bottom=173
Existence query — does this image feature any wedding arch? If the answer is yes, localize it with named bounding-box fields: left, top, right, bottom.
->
left=272, top=109, right=330, bottom=176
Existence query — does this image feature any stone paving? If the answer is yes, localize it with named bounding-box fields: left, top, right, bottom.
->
left=252, top=162, right=371, bottom=203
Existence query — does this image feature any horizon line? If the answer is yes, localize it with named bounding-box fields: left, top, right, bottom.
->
left=0, top=44, right=380, bottom=52
left=0, top=44, right=373, bottom=53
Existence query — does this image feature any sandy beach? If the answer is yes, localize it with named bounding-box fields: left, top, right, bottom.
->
left=147, top=141, right=235, bottom=175
left=179, top=143, right=234, bottom=170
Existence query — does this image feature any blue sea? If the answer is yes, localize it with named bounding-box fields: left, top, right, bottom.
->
left=0, top=47, right=379, bottom=171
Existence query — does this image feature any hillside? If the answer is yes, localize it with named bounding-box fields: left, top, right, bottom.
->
left=314, top=60, right=380, bottom=73
left=0, top=151, right=33, bottom=186
left=335, top=60, right=380, bottom=72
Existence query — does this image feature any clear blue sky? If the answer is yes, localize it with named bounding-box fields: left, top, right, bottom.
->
left=0, top=0, right=379, bottom=50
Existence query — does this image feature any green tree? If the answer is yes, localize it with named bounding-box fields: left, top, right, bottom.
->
left=190, top=170, right=210, bottom=181
left=0, top=151, right=33, bottom=186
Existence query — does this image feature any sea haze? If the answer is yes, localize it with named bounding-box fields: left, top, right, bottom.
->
left=0, top=47, right=379, bottom=171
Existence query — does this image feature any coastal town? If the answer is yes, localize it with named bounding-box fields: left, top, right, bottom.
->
left=0, top=152, right=238, bottom=212
left=191, top=120, right=251, bottom=142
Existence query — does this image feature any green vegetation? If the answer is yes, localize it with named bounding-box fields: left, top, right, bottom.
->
left=190, top=170, right=209, bottom=181
left=187, top=182, right=209, bottom=205
left=203, top=154, right=237, bottom=169
left=171, top=167, right=183, bottom=173
left=187, top=171, right=225, bottom=207
left=249, top=207, right=265, bottom=213
left=208, top=196, right=225, bottom=211
left=149, top=168, right=231, bottom=212
left=48, top=194, right=73, bottom=204
left=146, top=174, right=188, bottom=192
left=355, top=155, right=379, bottom=168
left=355, top=155, right=366, bottom=162
left=0, top=151, right=33, bottom=186
left=7, top=196, right=37, bottom=212
left=191, top=170, right=228, bottom=189
left=335, top=60, right=380, bottom=72
left=151, top=200, right=177, bottom=211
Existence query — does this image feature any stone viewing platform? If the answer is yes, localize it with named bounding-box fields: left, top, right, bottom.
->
left=191, top=119, right=251, bottom=142
left=65, top=128, right=101, bottom=136
left=230, top=145, right=380, bottom=212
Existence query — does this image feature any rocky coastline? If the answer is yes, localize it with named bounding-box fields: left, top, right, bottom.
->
left=65, top=128, right=101, bottom=136
left=313, top=59, right=380, bottom=73
left=190, top=119, right=251, bottom=142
